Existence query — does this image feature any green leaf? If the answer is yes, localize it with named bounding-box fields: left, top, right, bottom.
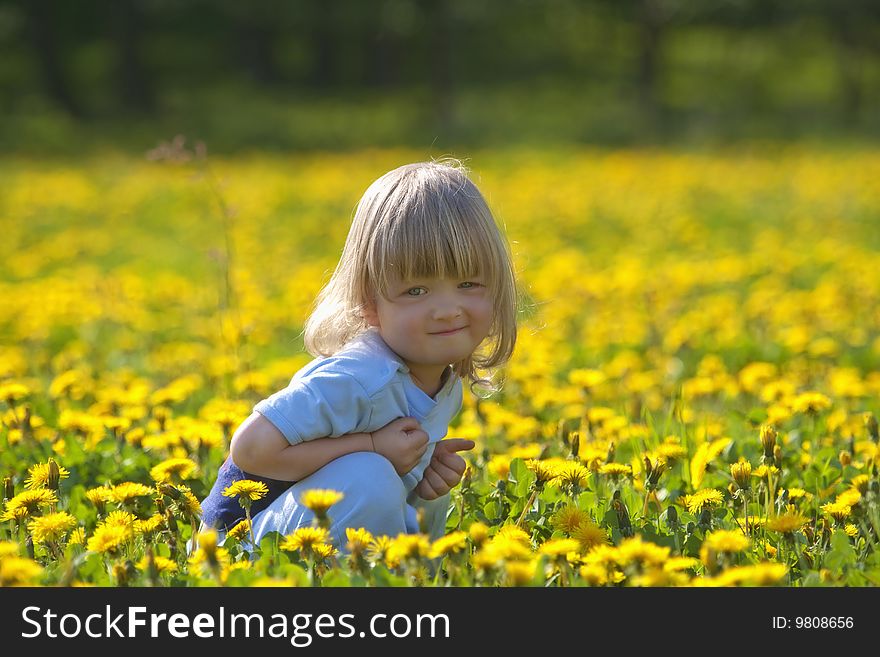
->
left=483, top=501, right=499, bottom=521
left=321, top=568, right=353, bottom=587
left=823, top=530, right=857, bottom=572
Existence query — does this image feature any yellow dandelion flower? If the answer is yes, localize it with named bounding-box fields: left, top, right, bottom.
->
left=110, top=482, right=155, bottom=504
left=226, top=519, right=252, bottom=542
left=222, top=479, right=269, bottom=505
left=844, top=524, right=858, bottom=538
left=137, top=555, right=178, bottom=575
left=821, top=501, right=851, bottom=523
left=504, top=559, right=537, bottom=586
left=664, top=557, right=700, bottom=573
left=24, top=461, right=70, bottom=490
left=569, top=368, right=607, bottom=389
left=280, top=527, right=330, bottom=553
left=299, top=489, right=344, bottom=517
left=766, top=512, right=808, bottom=534
left=149, top=457, right=199, bottom=483
left=615, top=536, right=670, bottom=567
left=577, top=562, right=620, bottom=586
left=681, top=488, right=725, bottom=514
left=572, top=520, right=608, bottom=551
left=385, top=534, right=431, bottom=567
left=524, top=459, right=559, bottom=486
left=3, top=489, right=58, bottom=520
left=598, top=463, right=632, bottom=478
left=0, top=540, right=19, bottom=557
left=655, top=442, right=688, bottom=462
left=703, top=562, right=788, bottom=587
left=472, top=540, right=530, bottom=569
left=0, top=556, right=44, bottom=586
left=87, top=524, right=133, bottom=554
left=85, top=486, right=113, bottom=508
left=700, top=530, right=750, bottom=566
left=312, top=543, right=337, bottom=560
left=487, top=455, right=511, bottom=480
left=494, top=524, right=531, bottom=546
left=554, top=461, right=591, bottom=489
left=851, top=475, right=870, bottom=495
left=345, top=527, right=374, bottom=554
left=68, top=527, right=86, bottom=546
left=102, top=509, right=136, bottom=527
left=164, top=484, right=202, bottom=518
left=785, top=487, right=810, bottom=501
left=28, top=512, right=77, bottom=544
left=368, top=535, right=393, bottom=561
left=0, top=382, right=30, bottom=402
left=188, top=545, right=231, bottom=577
left=430, top=531, right=468, bottom=558
left=551, top=505, right=591, bottom=534
left=1, top=506, right=30, bottom=523
left=792, top=392, right=831, bottom=415
left=751, top=464, right=779, bottom=479
left=836, top=489, right=861, bottom=507
left=133, top=514, right=164, bottom=537
left=538, top=538, right=581, bottom=558
left=690, top=438, right=730, bottom=489
left=468, top=522, right=489, bottom=546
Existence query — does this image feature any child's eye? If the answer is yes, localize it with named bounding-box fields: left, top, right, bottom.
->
left=405, top=287, right=427, bottom=297
left=460, top=281, right=483, bottom=289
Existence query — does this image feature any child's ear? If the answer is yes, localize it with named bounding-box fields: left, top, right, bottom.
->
left=362, top=299, right=380, bottom=327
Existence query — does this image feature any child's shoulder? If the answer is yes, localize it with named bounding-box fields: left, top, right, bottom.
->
left=293, top=329, right=405, bottom=398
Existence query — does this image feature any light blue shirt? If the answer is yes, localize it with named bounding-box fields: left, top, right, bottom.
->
left=253, top=328, right=464, bottom=493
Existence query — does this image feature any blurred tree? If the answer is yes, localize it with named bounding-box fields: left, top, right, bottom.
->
left=22, top=0, right=83, bottom=117
left=111, top=0, right=156, bottom=113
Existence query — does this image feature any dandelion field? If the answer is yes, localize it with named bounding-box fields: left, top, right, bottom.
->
left=2, top=145, right=880, bottom=587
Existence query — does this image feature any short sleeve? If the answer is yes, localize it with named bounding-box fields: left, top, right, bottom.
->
left=253, top=370, right=372, bottom=445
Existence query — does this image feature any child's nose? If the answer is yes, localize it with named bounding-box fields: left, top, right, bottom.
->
left=432, top=295, right=463, bottom=319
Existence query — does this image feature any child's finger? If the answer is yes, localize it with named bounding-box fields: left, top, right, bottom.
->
left=438, top=438, right=475, bottom=453
left=395, top=416, right=421, bottom=432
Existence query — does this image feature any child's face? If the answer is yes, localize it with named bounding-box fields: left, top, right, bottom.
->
left=363, top=275, right=493, bottom=387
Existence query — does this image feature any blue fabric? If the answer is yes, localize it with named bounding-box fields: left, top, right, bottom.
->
left=199, top=456, right=294, bottom=531
left=249, top=451, right=452, bottom=548
left=200, top=328, right=463, bottom=532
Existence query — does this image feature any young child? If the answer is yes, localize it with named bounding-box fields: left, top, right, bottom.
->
left=200, top=160, right=518, bottom=549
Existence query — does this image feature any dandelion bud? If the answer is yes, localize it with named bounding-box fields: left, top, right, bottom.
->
left=3, top=476, right=13, bottom=502
left=164, top=508, right=178, bottom=534
left=612, top=494, right=633, bottom=538
left=570, top=433, right=580, bottom=460
left=839, top=451, right=852, bottom=467
left=158, top=483, right=181, bottom=500
left=760, top=425, right=777, bottom=459
left=730, top=459, right=752, bottom=492
left=644, top=456, right=666, bottom=491
left=865, top=413, right=879, bottom=442
left=47, top=459, right=61, bottom=491
left=698, top=508, right=713, bottom=531
left=606, top=442, right=616, bottom=463
left=773, top=444, right=782, bottom=468
left=665, top=505, right=679, bottom=530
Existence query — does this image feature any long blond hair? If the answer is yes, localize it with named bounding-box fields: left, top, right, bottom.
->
left=304, top=159, right=518, bottom=391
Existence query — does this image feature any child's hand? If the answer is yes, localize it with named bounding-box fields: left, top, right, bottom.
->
left=415, top=438, right=475, bottom=500
left=370, top=417, right=430, bottom=475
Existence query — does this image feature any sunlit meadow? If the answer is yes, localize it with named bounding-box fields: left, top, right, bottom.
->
left=2, top=144, right=880, bottom=587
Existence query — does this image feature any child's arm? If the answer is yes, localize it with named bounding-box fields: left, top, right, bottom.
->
left=230, top=412, right=430, bottom=481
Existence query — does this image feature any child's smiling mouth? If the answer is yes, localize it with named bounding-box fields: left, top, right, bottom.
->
left=430, top=326, right=467, bottom=336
